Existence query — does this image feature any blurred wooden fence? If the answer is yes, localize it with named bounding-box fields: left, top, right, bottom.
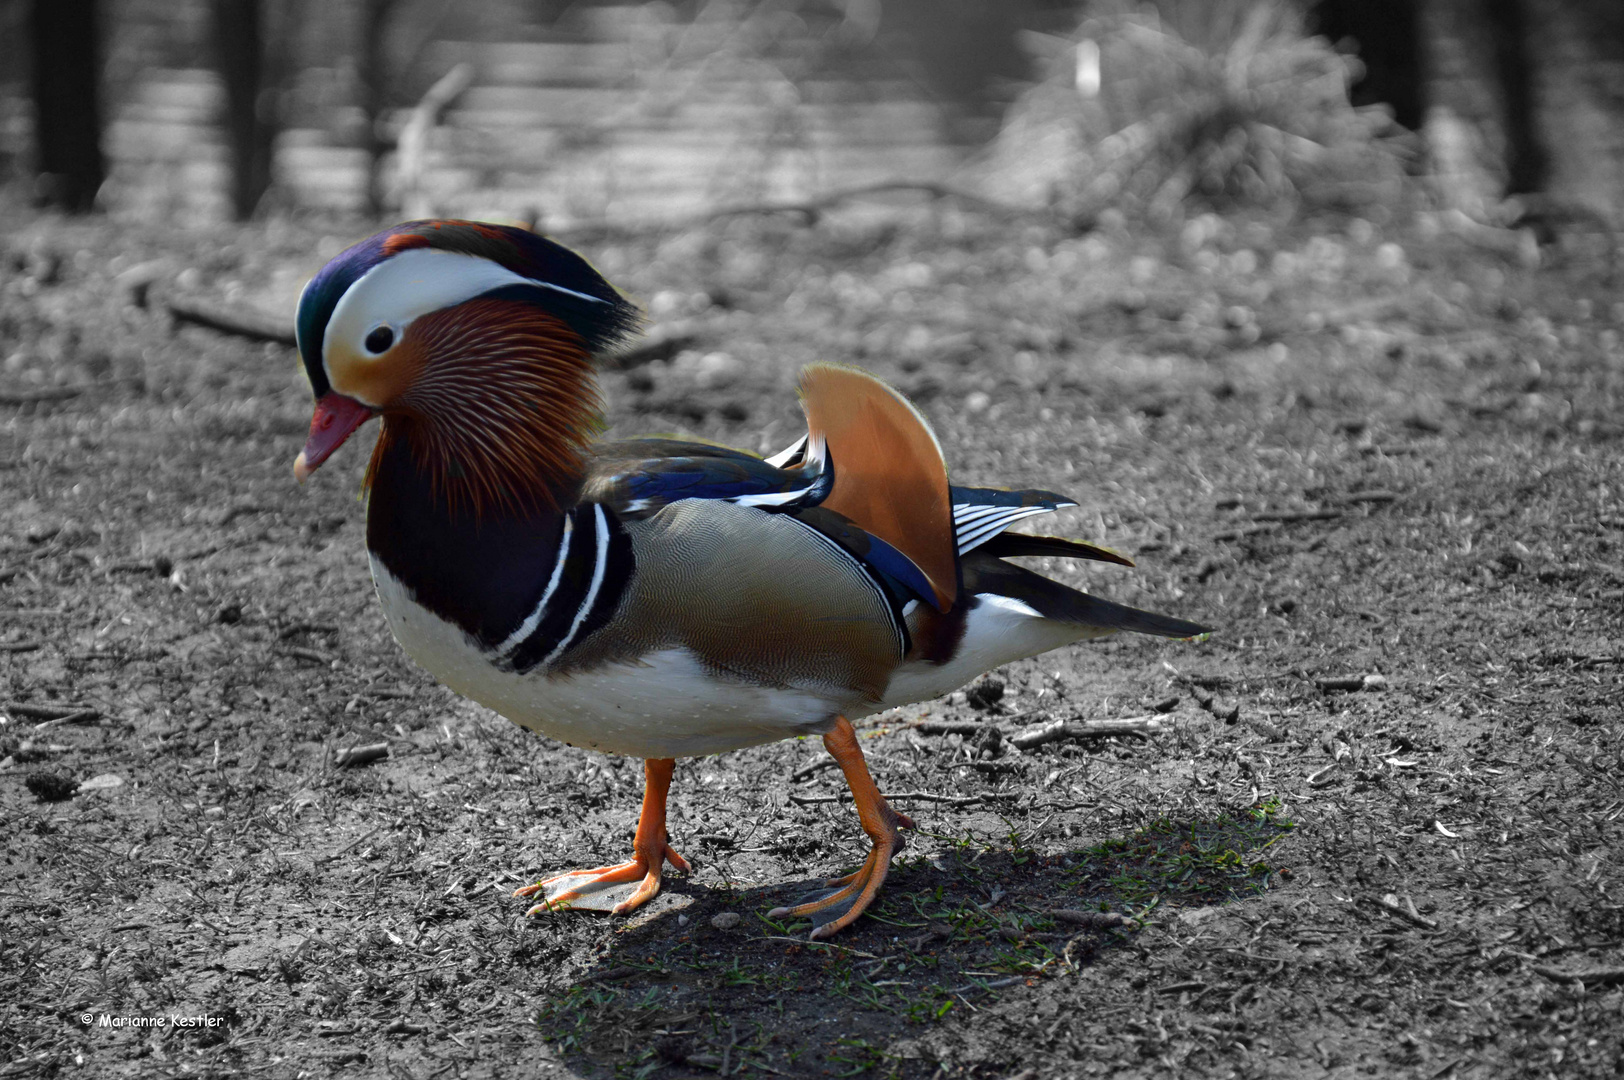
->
left=36, top=3, right=966, bottom=223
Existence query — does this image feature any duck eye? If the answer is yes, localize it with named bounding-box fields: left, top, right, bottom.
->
left=364, top=325, right=395, bottom=354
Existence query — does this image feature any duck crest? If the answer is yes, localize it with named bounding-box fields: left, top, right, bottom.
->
left=379, top=220, right=641, bottom=353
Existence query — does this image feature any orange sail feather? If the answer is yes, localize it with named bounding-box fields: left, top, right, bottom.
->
left=798, top=364, right=957, bottom=612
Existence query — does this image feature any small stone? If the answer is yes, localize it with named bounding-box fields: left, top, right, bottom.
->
left=709, top=911, right=741, bottom=930
left=966, top=679, right=1005, bottom=711
left=677, top=914, right=690, bottom=927
left=25, top=773, right=76, bottom=802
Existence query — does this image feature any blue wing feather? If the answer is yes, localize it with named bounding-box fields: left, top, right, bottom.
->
left=591, top=438, right=829, bottom=516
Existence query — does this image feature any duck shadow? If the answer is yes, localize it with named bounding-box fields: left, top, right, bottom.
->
left=527, top=808, right=1293, bottom=1076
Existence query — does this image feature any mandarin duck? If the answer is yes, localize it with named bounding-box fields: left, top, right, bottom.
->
left=292, top=220, right=1210, bottom=938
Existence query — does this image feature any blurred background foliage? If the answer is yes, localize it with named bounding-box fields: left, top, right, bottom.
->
left=986, top=0, right=1413, bottom=226
left=0, top=0, right=1620, bottom=239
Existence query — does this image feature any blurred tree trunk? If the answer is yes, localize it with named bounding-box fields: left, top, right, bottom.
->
left=1309, top=0, right=1425, bottom=131
left=360, top=0, right=399, bottom=218
left=1480, top=0, right=1546, bottom=195
left=28, top=0, right=106, bottom=212
left=212, top=0, right=276, bottom=219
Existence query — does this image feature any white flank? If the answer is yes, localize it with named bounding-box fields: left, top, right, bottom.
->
left=370, top=557, right=844, bottom=757
left=873, top=592, right=1111, bottom=712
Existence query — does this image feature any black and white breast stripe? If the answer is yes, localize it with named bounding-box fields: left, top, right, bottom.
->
left=495, top=504, right=633, bottom=674
left=953, top=501, right=1074, bottom=555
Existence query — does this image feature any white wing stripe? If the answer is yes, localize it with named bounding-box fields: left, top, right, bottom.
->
left=956, top=506, right=1056, bottom=554
left=495, top=513, right=575, bottom=656
left=764, top=434, right=809, bottom=469
left=952, top=505, right=1007, bottom=525
left=732, top=484, right=818, bottom=508
left=542, top=505, right=610, bottom=668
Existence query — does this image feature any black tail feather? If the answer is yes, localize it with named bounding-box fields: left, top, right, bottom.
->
left=977, top=531, right=1136, bottom=568
left=964, top=555, right=1211, bottom=639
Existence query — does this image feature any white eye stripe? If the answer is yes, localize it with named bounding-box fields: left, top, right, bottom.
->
left=321, top=246, right=605, bottom=375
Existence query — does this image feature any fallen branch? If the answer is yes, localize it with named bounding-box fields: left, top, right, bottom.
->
left=1011, top=715, right=1163, bottom=750
left=786, top=790, right=1016, bottom=808
left=4, top=702, right=101, bottom=721
left=563, top=180, right=1037, bottom=242
left=599, top=322, right=703, bottom=371
left=167, top=295, right=297, bottom=348
left=397, top=63, right=475, bottom=220
left=1249, top=510, right=1343, bottom=523
left=0, top=641, right=42, bottom=653
left=1533, top=965, right=1624, bottom=987
left=916, top=720, right=989, bottom=737
left=0, top=385, right=86, bottom=405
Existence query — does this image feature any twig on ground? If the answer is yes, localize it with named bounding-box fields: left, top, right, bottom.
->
left=383, top=1018, right=427, bottom=1035
left=1366, top=894, right=1438, bottom=930
left=757, top=935, right=879, bottom=958
left=1305, top=763, right=1341, bottom=788
left=334, top=743, right=389, bottom=768
left=281, top=647, right=334, bottom=665
left=1213, top=523, right=1281, bottom=542
left=1250, top=509, right=1343, bottom=523
left=34, top=710, right=100, bottom=730
left=790, top=759, right=838, bottom=782
left=1315, top=673, right=1388, bottom=692
left=1011, top=715, right=1164, bottom=750
left=1157, top=980, right=1208, bottom=995
left=1047, top=910, right=1128, bottom=929
left=0, top=641, right=43, bottom=653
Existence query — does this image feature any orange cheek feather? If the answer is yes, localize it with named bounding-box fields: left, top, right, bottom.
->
left=324, top=340, right=427, bottom=410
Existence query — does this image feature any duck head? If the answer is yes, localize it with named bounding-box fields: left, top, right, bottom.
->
left=292, top=220, right=640, bottom=512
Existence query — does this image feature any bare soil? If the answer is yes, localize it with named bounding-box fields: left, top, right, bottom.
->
left=2, top=203, right=1622, bottom=1079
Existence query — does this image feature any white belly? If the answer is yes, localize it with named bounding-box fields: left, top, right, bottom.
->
left=371, top=557, right=844, bottom=758
left=868, top=594, right=1110, bottom=715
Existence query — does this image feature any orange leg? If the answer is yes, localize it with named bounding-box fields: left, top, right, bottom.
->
left=515, top=758, right=690, bottom=916
left=769, top=716, right=914, bottom=939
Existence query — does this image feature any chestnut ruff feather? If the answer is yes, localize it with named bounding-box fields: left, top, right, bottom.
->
left=365, top=299, right=601, bottom=517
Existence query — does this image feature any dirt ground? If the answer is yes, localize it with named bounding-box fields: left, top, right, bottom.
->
left=2, top=200, right=1621, bottom=1079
